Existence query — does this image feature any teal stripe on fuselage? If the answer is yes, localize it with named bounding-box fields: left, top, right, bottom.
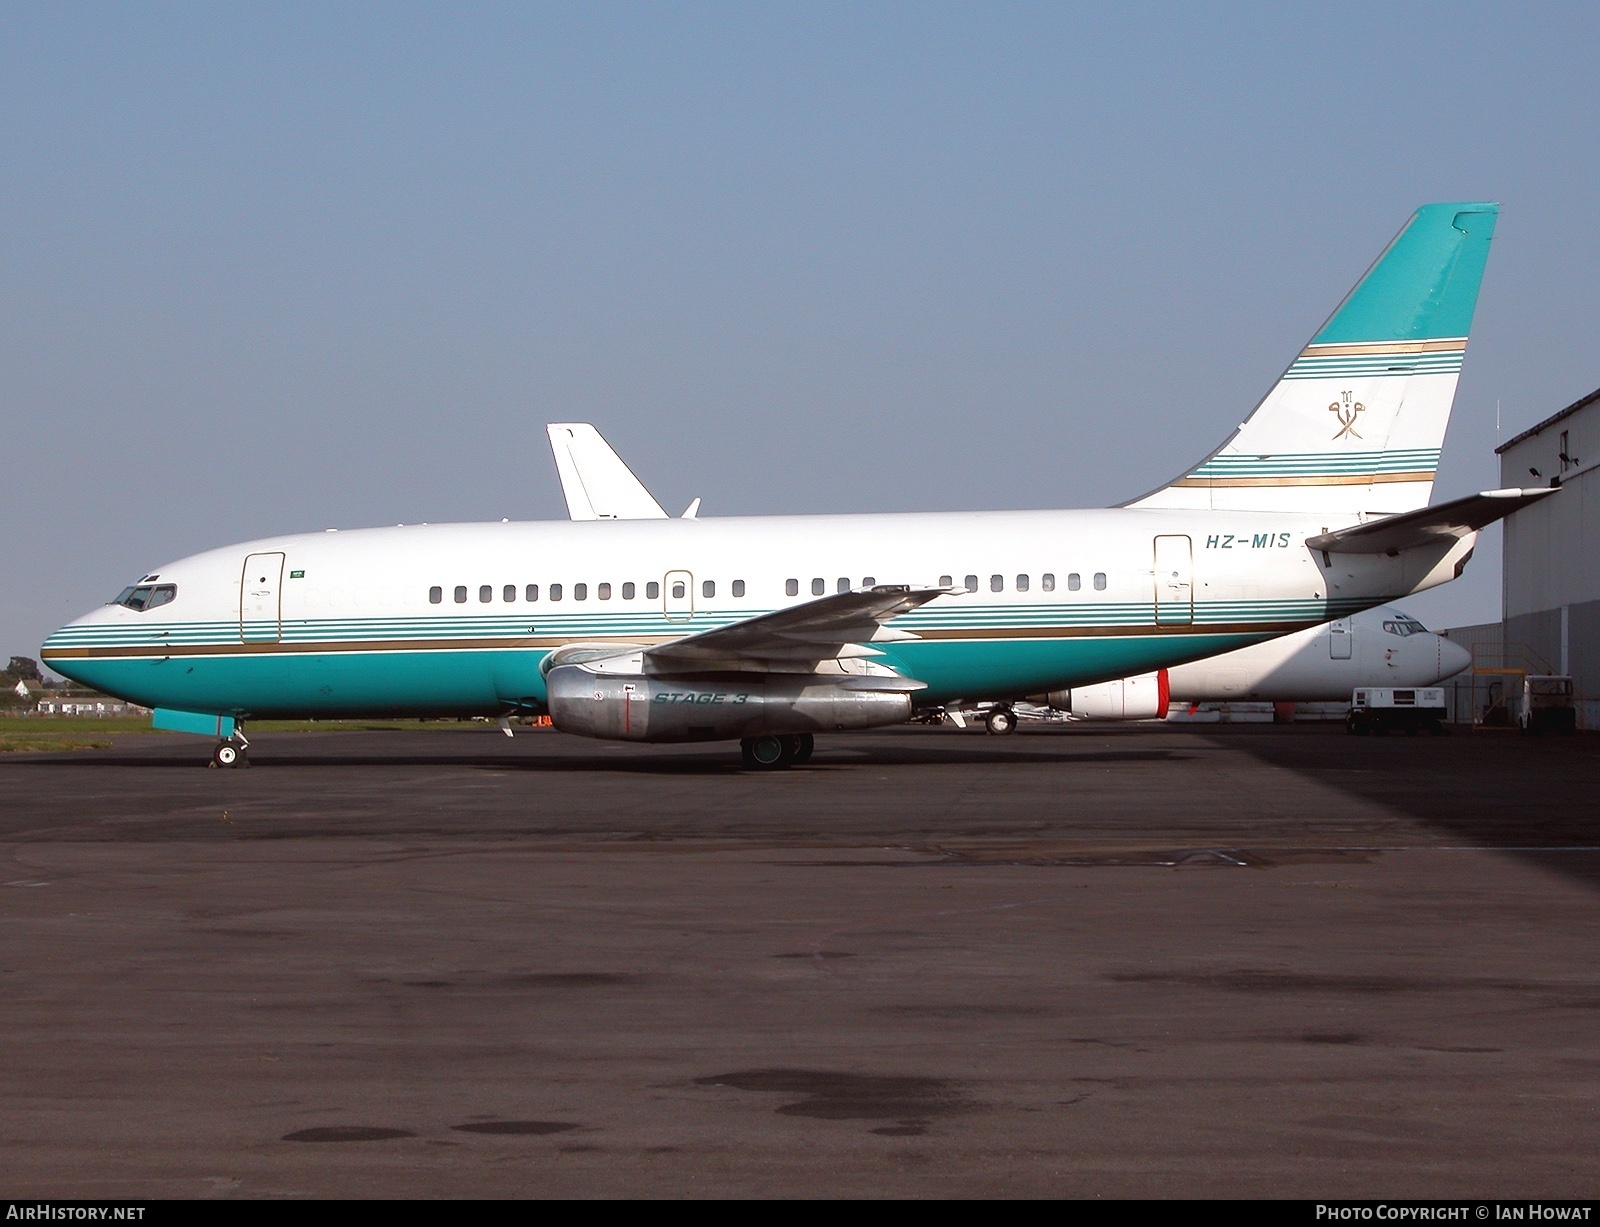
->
left=44, top=596, right=1366, bottom=651
left=52, top=631, right=1277, bottom=719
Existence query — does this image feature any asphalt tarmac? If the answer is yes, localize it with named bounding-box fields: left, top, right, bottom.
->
left=3, top=722, right=1599, bottom=1198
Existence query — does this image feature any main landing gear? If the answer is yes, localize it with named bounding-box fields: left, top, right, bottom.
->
left=740, top=733, right=814, bottom=770
left=209, top=727, right=250, bottom=769
left=985, top=706, right=1018, bottom=736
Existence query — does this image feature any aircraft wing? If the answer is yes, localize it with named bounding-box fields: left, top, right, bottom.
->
left=1305, top=488, right=1558, bottom=555
left=547, top=423, right=669, bottom=520
left=643, top=587, right=946, bottom=678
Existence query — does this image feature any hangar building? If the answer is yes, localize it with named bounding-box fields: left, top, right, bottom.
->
left=1471, top=385, right=1600, bottom=722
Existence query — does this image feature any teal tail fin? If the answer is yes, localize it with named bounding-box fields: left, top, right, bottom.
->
left=1130, top=203, right=1498, bottom=516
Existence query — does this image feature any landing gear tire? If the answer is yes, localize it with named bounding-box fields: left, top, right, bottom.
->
left=210, top=742, right=244, bottom=769
left=985, top=707, right=1018, bottom=736
left=741, top=735, right=795, bottom=770
left=787, top=733, right=815, bottom=764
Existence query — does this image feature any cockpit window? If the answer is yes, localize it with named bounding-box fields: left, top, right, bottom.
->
left=112, top=584, right=177, bottom=612
left=1381, top=618, right=1427, bottom=638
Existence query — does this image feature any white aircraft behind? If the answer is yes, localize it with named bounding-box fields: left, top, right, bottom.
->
left=1024, top=605, right=1467, bottom=724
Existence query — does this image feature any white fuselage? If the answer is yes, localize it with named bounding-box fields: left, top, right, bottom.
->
left=43, top=505, right=1475, bottom=723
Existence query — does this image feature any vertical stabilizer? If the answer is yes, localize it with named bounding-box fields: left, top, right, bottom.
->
left=546, top=424, right=669, bottom=520
left=1129, top=203, right=1497, bottom=515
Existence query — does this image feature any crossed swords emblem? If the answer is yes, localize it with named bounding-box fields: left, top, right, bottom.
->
left=1328, top=390, right=1364, bottom=440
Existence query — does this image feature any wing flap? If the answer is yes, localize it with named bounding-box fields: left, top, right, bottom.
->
left=643, top=586, right=947, bottom=672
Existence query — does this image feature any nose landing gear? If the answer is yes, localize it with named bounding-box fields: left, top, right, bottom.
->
left=208, top=726, right=250, bottom=769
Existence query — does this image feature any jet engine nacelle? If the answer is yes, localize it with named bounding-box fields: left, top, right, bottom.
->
left=546, top=665, right=915, bottom=742
left=1047, top=669, right=1169, bottom=720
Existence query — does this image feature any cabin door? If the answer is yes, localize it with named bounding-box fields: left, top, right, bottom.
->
left=240, top=552, right=285, bottom=643
left=663, top=570, right=695, bottom=622
left=1329, top=618, right=1352, bottom=659
left=1153, top=535, right=1193, bottom=625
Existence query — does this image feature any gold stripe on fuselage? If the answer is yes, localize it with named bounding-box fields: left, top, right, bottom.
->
left=39, top=620, right=1321, bottom=661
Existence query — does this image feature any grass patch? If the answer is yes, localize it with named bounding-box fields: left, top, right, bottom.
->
left=0, top=735, right=113, bottom=753
left=0, top=716, right=152, bottom=733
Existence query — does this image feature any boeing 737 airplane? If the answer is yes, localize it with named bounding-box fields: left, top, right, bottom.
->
left=42, top=202, right=1550, bottom=768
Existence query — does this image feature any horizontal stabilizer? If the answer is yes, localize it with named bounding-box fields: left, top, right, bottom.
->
left=1306, top=488, right=1557, bottom=554
left=546, top=423, right=669, bottom=520
left=645, top=586, right=945, bottom=670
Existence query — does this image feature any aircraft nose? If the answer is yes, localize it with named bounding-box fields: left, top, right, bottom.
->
left=1435, top=636, right=1472, bottom=682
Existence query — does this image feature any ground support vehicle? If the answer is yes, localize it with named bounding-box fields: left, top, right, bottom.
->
left=1347, top=687, right=1447, bottom=735
left=1518, top=675, right=1576, bottom=734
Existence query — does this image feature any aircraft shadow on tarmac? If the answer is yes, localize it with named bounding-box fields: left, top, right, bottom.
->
left=1209, top=728, right=1600, bottom=893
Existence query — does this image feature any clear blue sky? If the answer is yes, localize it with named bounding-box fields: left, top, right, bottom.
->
left=5, top=2, right=1598, bottom=665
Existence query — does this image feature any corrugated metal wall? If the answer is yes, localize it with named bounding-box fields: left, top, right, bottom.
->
left=1496, top=392, right=1600, bottom=715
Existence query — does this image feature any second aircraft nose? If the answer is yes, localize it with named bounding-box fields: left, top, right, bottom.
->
left=1433, top=635, right=1472, bottom=684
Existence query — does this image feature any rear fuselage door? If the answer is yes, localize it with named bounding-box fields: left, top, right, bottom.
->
left=1153, top=535, right=1194, bottom=626
left=663, top=570, right=694, bottom=622
left=240, top=552, right=285, bottom=643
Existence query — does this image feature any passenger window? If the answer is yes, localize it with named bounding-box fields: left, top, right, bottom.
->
left=672, top=581, right=685, bottom=599
left=622, top=582, right=635, bottom=599
left=1094, top=572, right=1107, bottom=590
left=454, top=586, right=468, bottom=603
left=939, top=575, right=952, bottom=587
left=1016, top=574, right=1029, bottom=592
left=503, top=585, right=516, bottom=603
left=429, top=586, right=443, bottom=604
left=703, top=580, right=715, bottom=598
left=786, top=579, right=799, bottom=597
left=479, top=585, right=492, bottom=603
left=812, top=578, right=825, bottom=596
left=550, top=583, right=563, bottom=601
left=599, top=583, right=612, bottom=600
left=862, top=576, right=875, bottom=588
left=733, top=580, right=745, bottom=597
left=1067, top=573, right=1081, bottom=591
left=574, top=583, right=588, bottom=601
left=646, top=581, right=659, bottom=599
left=990, top=575, right=1004, bottom=592
left=525, top=584, right=539, bottom=602
left=837, top=578, right=850, bottom=594
left=1041, top=573, right=1055, bottom=592
left=965, top=575, right=978, bottom=592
